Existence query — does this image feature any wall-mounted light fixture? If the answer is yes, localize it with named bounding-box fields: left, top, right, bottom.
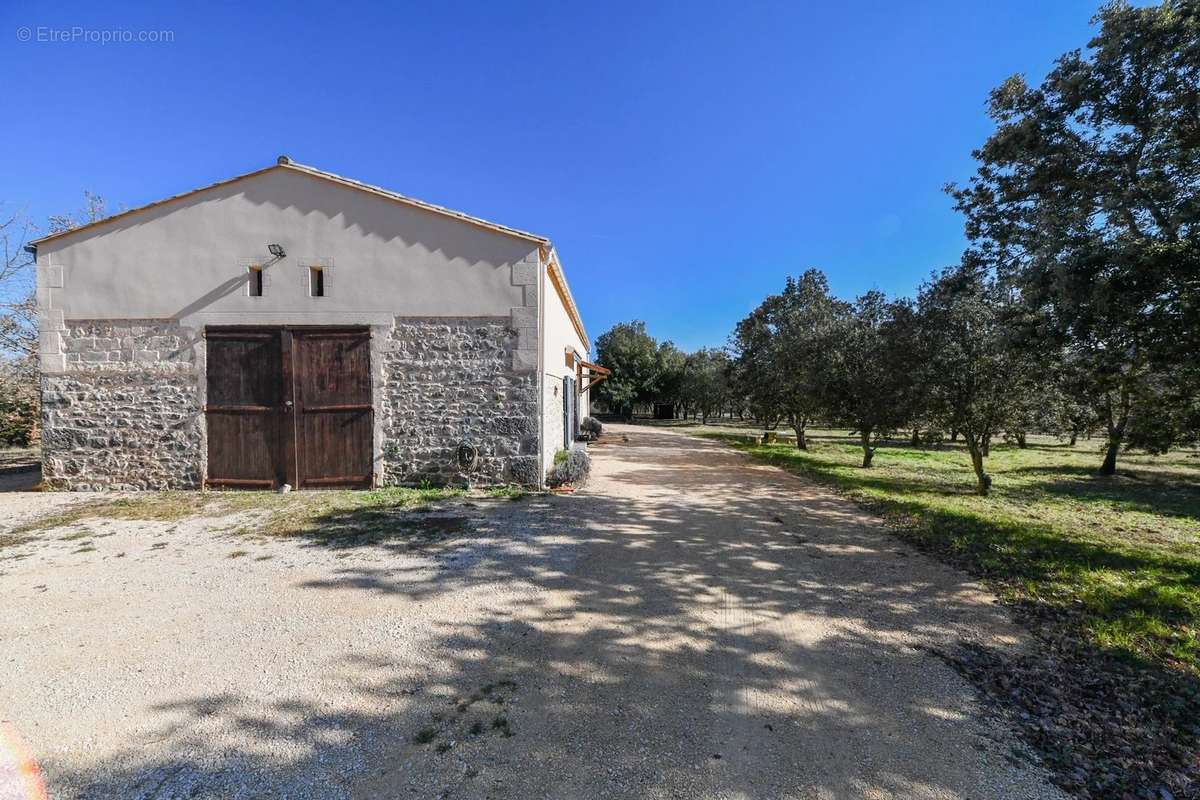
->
left=267, top=243, right=286, bottom=258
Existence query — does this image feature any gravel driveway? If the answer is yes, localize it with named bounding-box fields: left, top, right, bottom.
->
left=1, top=425, right=1064, bottom=799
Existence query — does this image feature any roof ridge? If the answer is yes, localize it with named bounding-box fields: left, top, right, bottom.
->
left=28, top=159, right=549, bottom=248
left=277, top=158, right=549, bottom=244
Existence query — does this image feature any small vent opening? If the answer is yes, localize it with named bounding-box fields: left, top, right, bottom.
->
left=248, top=266, right=264, bottom=297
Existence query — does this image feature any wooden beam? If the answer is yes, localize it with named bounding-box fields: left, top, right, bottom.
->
left=577, top=359, right=610, bottom=394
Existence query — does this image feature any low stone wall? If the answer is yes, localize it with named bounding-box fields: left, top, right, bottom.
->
left=41, top=320, right=202, bottom=490
left=380, top=317, right=540, bottom=487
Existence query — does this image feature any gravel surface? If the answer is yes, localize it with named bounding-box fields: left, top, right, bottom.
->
left=0, top=489, right=95, bottom=528
left=2, top=426, right=1066, bottom=799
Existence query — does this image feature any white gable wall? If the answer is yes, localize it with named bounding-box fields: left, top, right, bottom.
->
left=37, top=167, right=538, bottom=328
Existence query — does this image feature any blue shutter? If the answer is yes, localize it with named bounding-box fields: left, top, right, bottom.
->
left=563, top=375, right=574, bottom=449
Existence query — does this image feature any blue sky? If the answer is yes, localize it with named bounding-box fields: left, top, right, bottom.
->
left=1, top=1, right=1114, bottom=351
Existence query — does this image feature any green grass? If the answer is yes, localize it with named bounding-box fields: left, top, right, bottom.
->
left=697, top=427, right=1200, bottom=674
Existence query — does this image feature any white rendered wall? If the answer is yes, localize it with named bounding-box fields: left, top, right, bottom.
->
left=36, top=167, right=538, bottom=331
left=539, top=267, right=590, bottom=478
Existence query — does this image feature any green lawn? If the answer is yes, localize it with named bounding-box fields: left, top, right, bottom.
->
left=695, top=427, right=1200, bottom=674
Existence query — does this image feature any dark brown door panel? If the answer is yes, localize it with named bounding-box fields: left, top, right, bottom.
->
left=292, top=330, right=373, bottom=489
left=205, top=327, right=372, bottom=490
left=205, top=330, right=284, bottom=487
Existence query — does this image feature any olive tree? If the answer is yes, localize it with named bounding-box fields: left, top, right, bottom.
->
left=594, top=321, right=660, bottom=420
left=684, top=348, right=731, bottom=424
left=825, top=291, right=918, bottom=467
left=729, top=305, right=786, bottom=430
left=950, top=0, right=1200, bottom=474
left=655, top=341, right=688, bottom=418
left=918, top=264, right=1020, bottom=495
left=773, top=271, right=844, bottom=449
left=730, top=270, right=842, bottom=447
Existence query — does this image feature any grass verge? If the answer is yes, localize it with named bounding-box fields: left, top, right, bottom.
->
left=699, top=429, right=1200, bottom=797
left=4, top=486, right=469, bottom=549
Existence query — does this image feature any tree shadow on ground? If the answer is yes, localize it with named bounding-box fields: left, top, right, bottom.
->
left=1010, top=462, right=1200, bottom=485
left=266, top=507, right=473, bottom=551
left=705, top=432, right=1200, bottom=531
left=1006, top=466, right=1200, bottom=524
left=44, top=430, right=1085, bottom=799
left=699, top=433, right=1200, bottom=632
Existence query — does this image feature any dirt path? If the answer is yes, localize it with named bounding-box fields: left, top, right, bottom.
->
left=361, top=425, right=1064, bottom=799
left=1, top=427, right=1064, bottom=799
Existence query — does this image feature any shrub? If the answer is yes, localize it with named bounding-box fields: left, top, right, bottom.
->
left=922, top=429, right=945, bottom=448
left=579, top=416, right=603, bottom=441
left=0, top=366, right=38, bottom=447
left=547, top=447, right=590, bottom=487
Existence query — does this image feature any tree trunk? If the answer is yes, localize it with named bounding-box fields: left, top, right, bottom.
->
left=792, top=416, right=808, bottom=450
left=860, top=429, right=875, bottom=468
left=1098, top=388, right=1131, bottom=476
left=1099, top=437, right=1120, bottom=475
left=1069, top=430, right=1078, bottom=447
left=949, top=428, right=958, bottom=443
left=981, top=434, right=990, bottom=457
left=1015, top=431, right=1027, bottom=449
left=965, top=436, right=991, bottom=495
left=911, top=428, right=921, bottom=447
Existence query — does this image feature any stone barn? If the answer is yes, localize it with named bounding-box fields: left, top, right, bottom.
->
left=28, top=157, right=603, bottom=490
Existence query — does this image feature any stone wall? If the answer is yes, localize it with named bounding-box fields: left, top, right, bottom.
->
left=40, top=316, right=543, bottom=490
left=379, top=317, right=540, bottom=487
left=41, top=320, right=203, bottom=490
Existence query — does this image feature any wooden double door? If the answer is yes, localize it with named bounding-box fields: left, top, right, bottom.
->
left=205, top=327, right=373, bottom=489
